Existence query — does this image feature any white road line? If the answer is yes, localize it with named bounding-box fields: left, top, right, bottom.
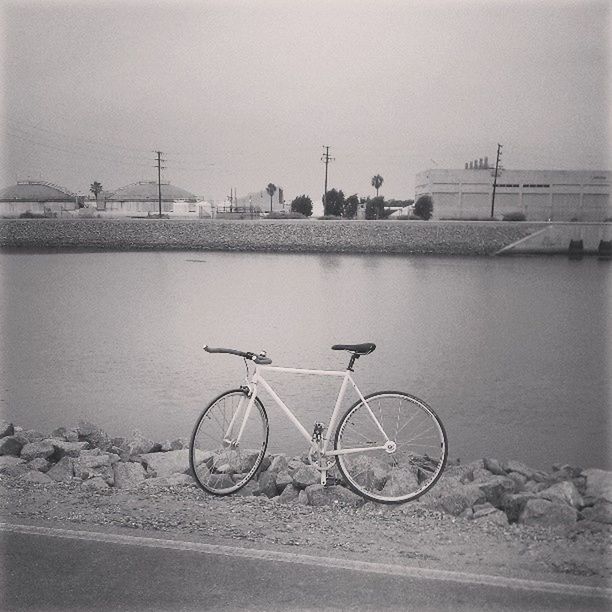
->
left=1, top=521, right=610, bottom=600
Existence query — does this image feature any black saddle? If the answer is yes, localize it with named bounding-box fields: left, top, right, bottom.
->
left=331, top=343, right=376, bottom=356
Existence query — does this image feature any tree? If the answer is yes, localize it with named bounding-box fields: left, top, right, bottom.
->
left=290, top=194, right=313, bottom=217
left=323, top=188, right=344, bottom=217
left=90, top=181, right=103, bottom=199
left=414, top=195, right=434, bottom=220
left=371, top=174, right=384, bottom=197
left=365, top=196, right=387, bottom=220
left=342, top=194, right=360, bottom=219
left=266, top=183, right=277, bottom=213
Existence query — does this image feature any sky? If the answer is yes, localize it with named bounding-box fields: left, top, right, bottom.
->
left=1, top=0, right=610, bottom=205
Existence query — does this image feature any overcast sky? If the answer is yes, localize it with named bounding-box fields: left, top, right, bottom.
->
left=1, top=0, right=609, bottom=203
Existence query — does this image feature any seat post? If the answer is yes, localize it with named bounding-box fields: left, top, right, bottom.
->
left=347, top=353, right=359, bottom=371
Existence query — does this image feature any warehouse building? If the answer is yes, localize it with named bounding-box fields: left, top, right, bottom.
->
left=0, top=180, right=82, bottom=217
left=415, top=167, right=611, bottom=221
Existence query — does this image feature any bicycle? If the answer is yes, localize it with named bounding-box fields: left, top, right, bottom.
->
left=189, top=343, right=448, bottom=504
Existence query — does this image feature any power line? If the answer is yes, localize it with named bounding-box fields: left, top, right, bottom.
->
left=490, top=143, right=503, bottom=218
left=321, top=145, right=334, bottom=214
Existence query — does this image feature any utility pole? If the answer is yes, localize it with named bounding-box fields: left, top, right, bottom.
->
left=155, top=151, right=166, bottom=218
left=490, top=143, right=503, bottom=219
left=321, top=146, right=335, bottom=215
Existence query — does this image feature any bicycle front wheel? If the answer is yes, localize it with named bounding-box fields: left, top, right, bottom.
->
left=334, top=391, right=447, bottom=504
left=189, top=389, right=269, bottom=495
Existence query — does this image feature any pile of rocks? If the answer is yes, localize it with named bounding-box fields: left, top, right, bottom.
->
left=1, top=419, right=610, bottom=530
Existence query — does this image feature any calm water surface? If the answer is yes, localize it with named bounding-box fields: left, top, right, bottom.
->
left=1, top=251, right=610, bottom=469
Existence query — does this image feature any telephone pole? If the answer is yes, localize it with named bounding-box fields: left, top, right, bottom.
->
left=321, top=146, right=335, bottom=215
left=155, top=151, right=166, bottom=218
left=490, top=143, right=503, bottom=219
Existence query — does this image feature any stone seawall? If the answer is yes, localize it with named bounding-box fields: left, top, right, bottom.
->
left=0, top=219, right=539, bottom=256
left=1, top=419, right=610, bottom=530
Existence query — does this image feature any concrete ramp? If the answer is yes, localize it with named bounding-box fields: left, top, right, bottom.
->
left=496, top=223, right=612, bottom=255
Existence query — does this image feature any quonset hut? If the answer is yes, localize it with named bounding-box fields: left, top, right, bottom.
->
left=101, top=181, right=212, bottom=218
left=0, top=180, right=82, bottom=218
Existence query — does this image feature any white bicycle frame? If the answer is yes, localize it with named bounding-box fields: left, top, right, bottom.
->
left=229, top=362, right=391, bottom=459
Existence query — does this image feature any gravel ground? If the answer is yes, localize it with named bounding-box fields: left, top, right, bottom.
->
left=2, top=476, right=610, bottom=588
left=0, top=219, right=539, bottom=255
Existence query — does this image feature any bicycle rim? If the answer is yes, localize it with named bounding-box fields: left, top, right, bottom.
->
left=190, top=389, right=268, bottom=495
left=335, top=392, right=447, bottom=504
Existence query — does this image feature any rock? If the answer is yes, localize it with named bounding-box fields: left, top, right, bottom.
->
left=551, top=464, right=583, bottom=479
left=0, top=435, right=26, bottom=456
left=501, top=492, right=537, bottom=523
left=580, top=501, right=612, bottom=525
left=482, top=510, right=509, bottom=525
left=201, top=473, right=234, bottom=490
left=305, top=484, right=364, bottom=507
left=76, top=421, right=112, bottom=451
left=234, top=480, right=259, bottom=497
left=277, top=484, right=300, bottom=503
left=380, top=469, right=420, bottom=498
left=471, top=468, right=494, bottom=482
left=268, top=454, right=289, bottom=473
left=20, top=430, right=45, bottom=442
left=139, top=449, right=203, bottom=478
left=538, top=481, right=583, bottom=509
left=47, top=439, right=90, bottom=459
left=340, top=456, right=390, bottom=492
left=524, top=480, right=549, bottom=494
left=206, top=449, right=262, bottom=476
left=292, top=465, right=321, bottom=489
left=477, top=476, right=517, bottom=507
left=160, top=438, right=188, bottom=452
left=113, top=462, right=147, bottom=489
left=20, top=471, right=53, bottom=484
left=504, top=460, right=537, bottom=480
left=507, top=472, right=527, bottom=491
left=19, top=441, right=55, bottom=462
left=27, top=458, right=50, bottom=473
left=81, top=477, right=109, bottom=491
left=275, top=470, right=293, bottom=492
left=518, top=498, right=578, bottom=527
left=46, top=456, right=74, bottom=482
left=438, top=484, right=486, bottom=516
left=483, top=457, right=507, bottom=475
left=123, top=430, right=160, bottom=456
left=0, top=456, right=26, bottom=473
left=287, top=457, right=307, bottom=474
left=0, top=456, right=30, bottom=477
left=255, top=471, right=279, bottom=498
left=297, top=490, right=309, bottom=505
left=444, top=460, right=484, bottom=481
left=0, top=420, right=14, bottom=438
left=73, top=453, right=114, bottom=485
left=471, top=502, right=498, bottom=519
left=583, top=469, right=612, bottom=503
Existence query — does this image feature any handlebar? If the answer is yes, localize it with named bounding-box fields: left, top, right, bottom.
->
left=204, top=345, right=272, bottom=365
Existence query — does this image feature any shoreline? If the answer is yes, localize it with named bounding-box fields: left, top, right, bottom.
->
left=0, top=218, right=544, bottom=256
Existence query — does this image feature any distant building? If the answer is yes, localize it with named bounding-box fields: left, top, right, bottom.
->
left=216, top=187, right=285, bottom=217
left=0, top=180, right=82, bottom=217
left=415, top=168, right=611, bottom=221
left=102, top=181, right=212, bottom=218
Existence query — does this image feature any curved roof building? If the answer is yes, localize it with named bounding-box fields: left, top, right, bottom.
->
left=0, top=180, right=76, bottom=202
left=108, top=181, right=196, bottom=201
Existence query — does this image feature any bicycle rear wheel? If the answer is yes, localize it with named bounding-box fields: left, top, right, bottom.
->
left=334, top=391, right=447, bottom=504
left=190, top=389, right=269, bottom=495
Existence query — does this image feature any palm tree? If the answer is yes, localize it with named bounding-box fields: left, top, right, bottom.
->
left=266, top=183, right=277, bottom=213
left=371, top=174, right=383, bottom=197
left=90, top=181, right=103, bottom=200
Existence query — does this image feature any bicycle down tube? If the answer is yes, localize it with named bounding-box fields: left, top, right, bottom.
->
left=232, top=364, right=390, bottom=457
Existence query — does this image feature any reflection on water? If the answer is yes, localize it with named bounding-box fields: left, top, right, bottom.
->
left=1, top=251, right=610, bottom=469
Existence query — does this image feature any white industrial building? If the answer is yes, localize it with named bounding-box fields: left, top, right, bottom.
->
left=0, top=180, right=82, bottom=217
left=415, top=168, right=611, bottom=221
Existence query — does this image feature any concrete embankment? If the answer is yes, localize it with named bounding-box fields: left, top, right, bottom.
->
left=0, top=219, right=540, bottom=255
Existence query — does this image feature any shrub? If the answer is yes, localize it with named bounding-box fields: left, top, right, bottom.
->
left=290, top=195, right=313, bottom=217
left=19, top=211, right=46, bottom=218
left=317, top=215, right=342, bottom=220
left=502, top=212, right=526, bottom=221
left=414, top=195, right=433, bottom=220
left=391, top=214, right=421, bottom=220
left=267, top=211, right=306, bottom=219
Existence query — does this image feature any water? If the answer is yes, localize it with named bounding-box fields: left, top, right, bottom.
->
left=1, top=251, right=610, bottom=470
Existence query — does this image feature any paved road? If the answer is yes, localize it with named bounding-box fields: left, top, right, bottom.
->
left=1, top=523, right=609, bottom=611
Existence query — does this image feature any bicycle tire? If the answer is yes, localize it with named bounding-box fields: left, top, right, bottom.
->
left=334, top=391, right=448, bottom=504
left=189, top=388, right=269, bottom=496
